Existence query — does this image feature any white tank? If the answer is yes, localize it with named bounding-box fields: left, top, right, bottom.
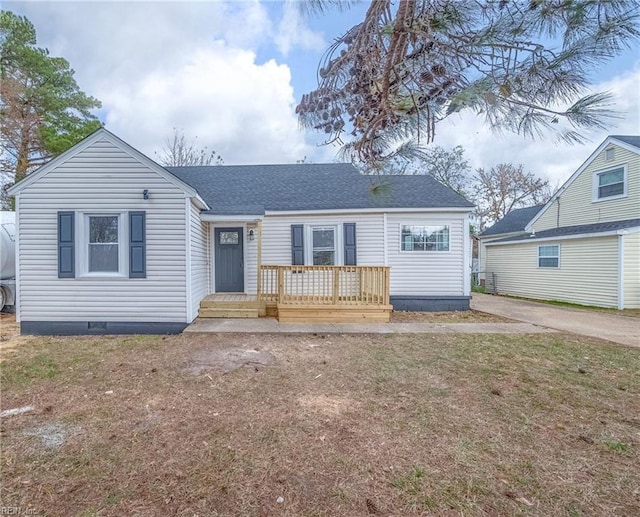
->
left=0, top=211, right=16, bottom=280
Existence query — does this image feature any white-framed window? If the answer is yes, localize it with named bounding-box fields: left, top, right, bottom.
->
left=593, top=165, right=627, bottom=201
left=80, top=213, right=126, bottom=276
left=311, top=226, right=336, bottom=265
left=538, top=244, right=559, bottom=268
left=401, top=225, right=450, bottom=252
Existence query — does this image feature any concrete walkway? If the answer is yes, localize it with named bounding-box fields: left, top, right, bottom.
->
left=471, top=293, right=639, bottom=347
left=185, top=318, right=554, bottom=335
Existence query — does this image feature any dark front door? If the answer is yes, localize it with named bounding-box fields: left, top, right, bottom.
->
left=214, top=227, right=244, bottom=292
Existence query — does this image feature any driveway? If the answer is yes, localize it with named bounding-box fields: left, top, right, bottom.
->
left=471, top=293, right=639, bottom=347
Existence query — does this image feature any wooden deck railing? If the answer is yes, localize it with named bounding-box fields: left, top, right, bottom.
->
left=259, top=265, right=390, bottom=306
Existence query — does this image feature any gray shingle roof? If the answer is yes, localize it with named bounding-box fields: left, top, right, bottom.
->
left=488, top=218, right=640, bottom=244
left=166, top=163, right=474, bottom=214
left=479, top=205, right=544, bottom=237
left=611, top=135, right=640, bottom=149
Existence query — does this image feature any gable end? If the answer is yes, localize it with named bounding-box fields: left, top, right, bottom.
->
left=7, top=128, right=209, bottom=210
left=526, top=136, right=640, bottom=231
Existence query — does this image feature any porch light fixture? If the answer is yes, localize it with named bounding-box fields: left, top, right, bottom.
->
left=143, top=189, right=149, bottom=200
left=248, top=229, right=255, bottom=241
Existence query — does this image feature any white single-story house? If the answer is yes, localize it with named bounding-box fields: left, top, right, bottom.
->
left=8, top=128, right=474, bottom=334
left=479, top=135, right=640, bottom=309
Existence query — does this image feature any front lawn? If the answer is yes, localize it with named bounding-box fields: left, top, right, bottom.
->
left=1, top=331, right=638, bottom=516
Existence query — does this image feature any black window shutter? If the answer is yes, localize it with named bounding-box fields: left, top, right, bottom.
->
left=129, top=211, right=146, bottom=278
left=343, top=223, right=357, bottom=265
left=291, top=224, right=304, bottom=265
left=58, top=211, right=75, bottom=278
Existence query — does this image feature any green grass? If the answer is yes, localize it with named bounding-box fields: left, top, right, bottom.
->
left=604, top=439, right=631, bottom=453
left=0, top=353, right=60, bottom=386
left=501, top=294, right=640, bottom=317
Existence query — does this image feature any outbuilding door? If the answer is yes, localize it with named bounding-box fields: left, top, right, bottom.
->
left=214, top=227, right=244, bottom=292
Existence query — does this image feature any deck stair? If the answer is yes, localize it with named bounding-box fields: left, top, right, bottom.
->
left=199, top=294, right=263, bottom=318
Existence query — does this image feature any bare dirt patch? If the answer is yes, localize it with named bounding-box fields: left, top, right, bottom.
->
left=186, top=346, right=276, bottom=374
left=391, top=309, right=513, bottom=323
left=1, top=331, right=638, bottom=516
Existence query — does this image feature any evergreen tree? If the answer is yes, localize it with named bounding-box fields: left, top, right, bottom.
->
left=1, top=10, right=102, bottom=197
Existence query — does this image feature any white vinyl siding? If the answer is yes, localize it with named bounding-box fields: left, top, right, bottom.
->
left=16, top=138, right=189, bottom=322
left=189, top=200, right=209, bottom=320
left=623, top=233, right=640, bottom=309
left=261, top=213, right=385, bottom=267
left=387, top=214, right=466, bottom=296
left=534, top=144, right=640, bottom=231
left=260, top=212, right=467, bottom=298
left=485, top=236, right=619, bottom=308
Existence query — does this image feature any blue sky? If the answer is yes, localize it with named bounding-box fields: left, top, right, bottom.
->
left=5, top=1, right=640, bottom=185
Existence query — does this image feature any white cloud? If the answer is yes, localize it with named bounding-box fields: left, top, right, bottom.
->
left=104, top=44, right=310, bottom=163
left=274, top=1, right=326, bottom=56
left=5, top=0, right=314, bottom=164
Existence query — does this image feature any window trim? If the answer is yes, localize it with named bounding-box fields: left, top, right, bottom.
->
left=592, top=164, right=627, bottom=202
left=537, top=244, right=560, bottom=269
left=77, top=212, right=128, bottom=278
left=305, top=225, right=343, bottom=265
left=399, top=224, right=451, bottom=253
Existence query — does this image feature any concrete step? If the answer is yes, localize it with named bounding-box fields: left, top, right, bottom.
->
left=199, top=308, right=260, bottom=319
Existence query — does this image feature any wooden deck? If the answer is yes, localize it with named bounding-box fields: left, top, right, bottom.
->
left=261, top=265, right=391, bottom=322
left=198, top=266, right=392, bottom=322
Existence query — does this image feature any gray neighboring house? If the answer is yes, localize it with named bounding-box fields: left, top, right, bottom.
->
left=8, top=128, right=474, bottom=334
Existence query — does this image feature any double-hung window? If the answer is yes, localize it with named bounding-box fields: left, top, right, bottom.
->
left=538, top=245, right=559, bottom=268
left=311, top=227, right=336, bottom=265
left=594, top=166, right=626, bottom=201
left=87, top=215, right=121, bottom=274
left=401, top=225, right=450, bottom=252
left=79, top=213, right=127, bottom=276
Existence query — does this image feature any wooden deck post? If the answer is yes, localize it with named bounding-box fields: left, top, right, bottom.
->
left=332, top=268, right=339, bottom=304
left=277, top=266, right=284, bottom=305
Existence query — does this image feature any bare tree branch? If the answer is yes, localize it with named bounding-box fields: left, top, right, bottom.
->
left=155, top=128, right=224, bottom=167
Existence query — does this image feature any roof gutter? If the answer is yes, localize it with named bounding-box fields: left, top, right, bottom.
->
left=485, top=226, right=640, bottom=246
left=201, top=214, right=264, bottom=223
left=264, top=207, right=473, bottom=216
